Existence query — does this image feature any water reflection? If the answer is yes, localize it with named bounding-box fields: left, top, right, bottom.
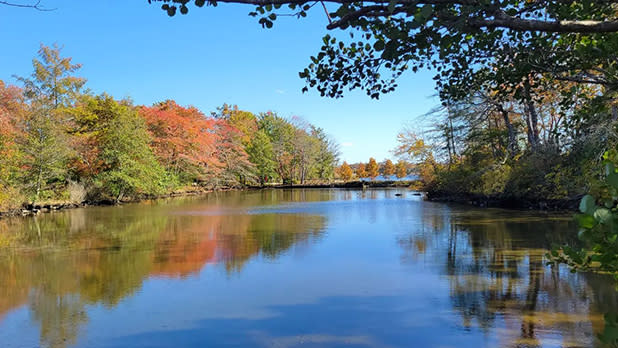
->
left=397, top=205, right=617, bottom=347
left=0, top=190, right=327, bottom=348
left=0, top=189, right=617, bottom=348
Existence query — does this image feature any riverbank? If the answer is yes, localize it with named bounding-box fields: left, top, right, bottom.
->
left=425, top=190, right=580, bottom=211
left=267, top=180, right=418, bottom=189
left=0, top=186, right=241, bottom=219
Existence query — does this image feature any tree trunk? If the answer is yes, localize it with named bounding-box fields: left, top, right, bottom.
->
left=498, top=104, right=518, bottom=157
left=523, top=79, right=540, bottom=150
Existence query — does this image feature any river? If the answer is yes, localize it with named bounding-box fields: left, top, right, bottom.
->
left=0, top=188, right=616, bottom=347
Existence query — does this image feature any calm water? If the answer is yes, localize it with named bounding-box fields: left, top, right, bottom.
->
left=0, top=189, right=617, bottom=348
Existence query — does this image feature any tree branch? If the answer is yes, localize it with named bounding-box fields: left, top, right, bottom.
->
left=0, top=0, right=54, bottom=11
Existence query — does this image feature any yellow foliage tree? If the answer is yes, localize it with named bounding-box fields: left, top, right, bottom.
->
left=366, top=157, right=379, bottom=180
left=396, top=160, right=408, bottom=179
left=356, top=163, right=367, bottom=179
left=382, top=159, right=395, bottom=177
left=338, top=161, right=353, bottom=181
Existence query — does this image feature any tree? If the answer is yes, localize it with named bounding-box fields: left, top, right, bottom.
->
left=356, top=163, right=367, bottom=179
left=19, top=108, right=71, bottom=202
left=139, top=100, right=218, bottom=183
left=151, top=1, right=618, bottom=101
left=72, top=95, right=166, bottom=201
left=246, top=129, right=277, bottom=185
left=214, top=104, right=258, bottom=146
left=291, top=120, right=319, bottom=184
left=0, top=1, right=51, bottom=10
left=366, top=157, right=379, bottom=180
left=310, top=126, right=339, bottom=181
left=212, top=119, right=255, bottom=187
left=15, top=44, right=85, bottom=203
left=259, top=112, right=297, bottom=183
left=395, top=160, right=408, bottom=179
left=0, top=81, right=25, bottom=207
left=382, top=159, right=395, bottom=177
left=16, top=44, right=86, bottom=109
left=338, top=161, right=353, bottom=181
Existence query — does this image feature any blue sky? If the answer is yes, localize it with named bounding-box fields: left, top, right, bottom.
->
left=0, top=0, right=439, bottom=163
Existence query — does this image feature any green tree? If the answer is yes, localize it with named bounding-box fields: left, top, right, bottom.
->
left=15, top=44, right=85, bottom=203
left=258, top=112, right=297, bottom=184
left=19, top=109, right=72, bottom=202
left=17, top=43, right=86, bottom=109
left=310, top=126, right=339, bottom=181
left=153, top=1, right=618, bottom=101
left=247, top=129, right=277, bottom=185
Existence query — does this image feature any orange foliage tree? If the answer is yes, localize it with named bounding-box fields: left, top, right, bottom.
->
left=337, top=161, right=353, bottom=181
left=366, top=157, right=380, bottom=180
left=0, top=81, right=26, bottom=206
left=356, top=163, right=367, bottom=179
left=139, top=100, right=219, bottom=182
left=382, top=159, right=395, bottom=177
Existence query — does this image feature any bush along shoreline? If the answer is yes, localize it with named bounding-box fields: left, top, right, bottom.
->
left=424, top=190, right=581, bottom=211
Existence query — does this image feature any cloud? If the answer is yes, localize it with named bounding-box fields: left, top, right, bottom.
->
left=275, top=89, right=286, bottom=95
left=341, top=142, right=353, bottom=147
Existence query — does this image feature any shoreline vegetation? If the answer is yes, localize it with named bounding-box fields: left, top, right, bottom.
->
left=0, top=179, right=579, bottom=220
left=0, top=180, right=420, bottom=219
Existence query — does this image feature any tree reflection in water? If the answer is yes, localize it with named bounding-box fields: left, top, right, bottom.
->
left=397, top=206, right=618, bottom=347
left=0, top=192, right=327, bottom=348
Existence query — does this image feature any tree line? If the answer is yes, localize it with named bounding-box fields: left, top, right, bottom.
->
left=0, top=44, right=340, bottom=209
left=336, top=158, right=409, bottom=181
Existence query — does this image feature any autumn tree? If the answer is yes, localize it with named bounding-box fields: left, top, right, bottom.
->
left=139, top=100, right=218, bottom=183
left=356, top=163, right=367, bottom=179
left=366, top=157, right=379, bottom=180
left=211, top=119, right=255, bottom=188
left=382, top=159, right=395, bottom=177
left=0, top=81, right=25, bottom=207
left=214, top=104, right=258, bottom=146
left=338, top=161, right=353, bottom=181
left=395, top=160, right=408, bottom=179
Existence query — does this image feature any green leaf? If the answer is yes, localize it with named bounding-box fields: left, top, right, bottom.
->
left=608, top=172, right=618, bottom=189
left=576, top=214, right=596, bottom=229
left=594, top=207, right=612, bottom=224
left=580, top=194, right=596, bottom=215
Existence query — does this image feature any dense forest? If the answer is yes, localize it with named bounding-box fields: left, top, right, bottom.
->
left=0, top=44, right=340, bottom=210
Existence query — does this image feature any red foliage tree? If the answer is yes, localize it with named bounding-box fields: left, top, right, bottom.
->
left=139, top=100, right=220, bottom=180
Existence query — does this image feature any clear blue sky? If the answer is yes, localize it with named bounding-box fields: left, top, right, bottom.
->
left=0, top=0, right=439, bottom=163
